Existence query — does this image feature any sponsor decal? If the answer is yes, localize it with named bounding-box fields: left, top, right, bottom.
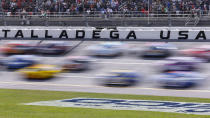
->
left=24, top=98, right=210, bottom=115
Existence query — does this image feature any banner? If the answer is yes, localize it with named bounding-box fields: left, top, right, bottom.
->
left=0, top=27, right=209, bottom=41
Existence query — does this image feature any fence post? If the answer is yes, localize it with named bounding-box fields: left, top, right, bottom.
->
left=123, top=11, right=127, bottom=26
left=168, top=11, right=172, bottom=26
left=84, top=12, right=88, bottom=27
left=147, top=0, right=150, bottom=25
left=44, top=12, right=48, bottom=27
left=0, top=0, right=5, bottom=26
left=3, top=12, right=6, bottom=26
left=0, top=0, right=2, bottom=12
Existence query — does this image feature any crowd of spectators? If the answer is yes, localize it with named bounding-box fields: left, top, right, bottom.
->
left=1, top=0, right=210, bottom=15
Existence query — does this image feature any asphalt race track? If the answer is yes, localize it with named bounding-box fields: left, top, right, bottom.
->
left=1, top=41, right=210, bottom=98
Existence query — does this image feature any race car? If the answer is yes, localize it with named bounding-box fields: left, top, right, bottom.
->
left=18, top=64, right=61, bottom=79
left=98, top=70, right=140, bottom=86
left=0, top=55, right=38, bottom=70
left=87, top=42, right=124, bottom=57
left=0, top=42, right=36, bottom=55
left=160, top=57, right=202, bottom=72
left=140, top=43, right=177, bottom=59
left=155, top=71, right=205, bottom=88
left=36, top=42, right=73, bottom=55
left=180, top=45, right=210, bottom=62
left=62, top=56, right=92, bottom=71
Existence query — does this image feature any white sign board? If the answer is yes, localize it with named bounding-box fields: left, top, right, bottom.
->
left=0, top=27, right=209, bottom=40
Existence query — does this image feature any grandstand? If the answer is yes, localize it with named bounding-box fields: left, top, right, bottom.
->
left=0, top=0, right=210, bottom=26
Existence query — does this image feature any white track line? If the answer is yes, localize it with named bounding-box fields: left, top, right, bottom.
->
left=94, top=62, right=151, bottom=65
left=56, top=75, right=98, bottom=79
left=1, top=81, right=210, bottom=93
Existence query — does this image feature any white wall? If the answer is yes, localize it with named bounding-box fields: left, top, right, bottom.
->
left=0, top=27, right=209, bottom=40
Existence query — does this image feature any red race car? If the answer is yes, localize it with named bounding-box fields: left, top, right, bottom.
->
left=0, top=42, right=36, bottom=55
left=181, top=45, right=210, bottom=62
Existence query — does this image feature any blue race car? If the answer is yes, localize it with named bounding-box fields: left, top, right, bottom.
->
left=156, top=71, right=205, bottom=88
left=99, top=70, right=140, bottom=86
left=1, top=55, right=38, bottom=70
left=140, top=43, right=177, bottom=59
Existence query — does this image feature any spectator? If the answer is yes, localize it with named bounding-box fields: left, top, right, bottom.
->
left=1, top=0, right=209, bottom=16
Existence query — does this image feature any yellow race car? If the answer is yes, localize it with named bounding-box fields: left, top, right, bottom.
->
left=19, top=64, right=62, bottom=79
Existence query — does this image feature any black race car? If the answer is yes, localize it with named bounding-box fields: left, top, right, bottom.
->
left=62, top=56, right=92, bottom=71
left=36, top=42, right=73, bottom=55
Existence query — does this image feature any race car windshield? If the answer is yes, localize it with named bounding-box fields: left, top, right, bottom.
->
left=150, top=46, right=165, bottom=50
left=102, top=45, right=114, bottom=48
left=72, top=59, right=88, bottom=63
left=113, top=73, right=136, bottom=78
left=166, top=72, right=195, bottom=78
left=21, top=68, right=41, bottom=71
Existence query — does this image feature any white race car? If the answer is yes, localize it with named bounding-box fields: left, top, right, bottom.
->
left=155, top=71, right=205, bottom=88
left=87, top=42, right=124, bottom=57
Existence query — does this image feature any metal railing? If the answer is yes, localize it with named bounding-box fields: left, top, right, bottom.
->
left=0, top=10, right=209, bottom=26
left=0, top=11, right=208, bottom=18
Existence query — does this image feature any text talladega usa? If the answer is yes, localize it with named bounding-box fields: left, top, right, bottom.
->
left=0, top=29, right=209, bottom=40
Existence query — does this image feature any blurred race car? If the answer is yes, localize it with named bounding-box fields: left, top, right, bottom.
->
left=181, top=45, right=210, bottom=62
left=156, top=71, right=205, bottom=88
left=140, top=43, right=177, bottom=58
left=36, top=42, right=73, bottom=55
left=19, top=64, right=61, bottom=79
left=87, top=42, right=124, bottom=57
left=62, top=56, right=92, bottom=71
left=0, top=55, right=38, bottom=70
left=161, top=57, right=202, bottom=72
left=98, top=70, right=140, bottom=86
left=0, top=42, right=36, bottom=55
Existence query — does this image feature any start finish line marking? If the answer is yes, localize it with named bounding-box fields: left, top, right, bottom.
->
left=24, top=98, right=210, bottom=115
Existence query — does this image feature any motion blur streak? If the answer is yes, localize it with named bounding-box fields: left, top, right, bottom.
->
left=0, top=41, right=209, bottom=98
